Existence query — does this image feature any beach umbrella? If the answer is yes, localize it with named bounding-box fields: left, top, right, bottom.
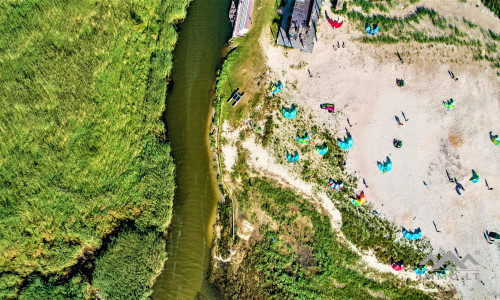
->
left=414, top=266, right=427, bottom=275
left=443, top=98, right=455, bottom=110
left=491, top=132, right=500, bottom=145
left=320, top=103, right=335, bottom=113
left=286, top=151, right=299, bottom=164
left=402, top=227, right=422, bottom=240
left=351, top=191, right=366, bottom=206
left=377, top=156, right=392, bottom=173
left=297, top=132, right=309, bottom=144
left=337, top=134, right=353, bottom=150
left=470, top=170, right=479, bottom=183
left=315, top=143, right=328, bottom=155
left=393, top=139, right=403, bottom=148
left=282, top=104, right=297, bottom=119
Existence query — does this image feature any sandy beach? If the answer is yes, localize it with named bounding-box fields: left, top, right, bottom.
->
left=221, top=1, right=500, bottom=298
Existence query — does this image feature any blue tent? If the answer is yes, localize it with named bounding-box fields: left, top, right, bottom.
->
left=365, top=23, right=379, bottom=35
left=377, top=156, right=392, bottom=173
left=414, top=266, right=427, bottom=275
left=297, top=132, right=309, bottom=144
left=282, top=104, right=297, bottom=119
left=337, top=134, right=353, bottom=150
left=286, top=151, right=299, bottom=163
left=402, top=227, right=422, bottom=240
left=315, top=143, right=328, bottom=155
left=273, top=81, right=284, bottom=95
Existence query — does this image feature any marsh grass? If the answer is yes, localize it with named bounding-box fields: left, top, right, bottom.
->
left=0, top=0, right=189, bottom=297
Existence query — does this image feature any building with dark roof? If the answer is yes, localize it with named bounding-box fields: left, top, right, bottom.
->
left=277, top=0, right=321, bottom=52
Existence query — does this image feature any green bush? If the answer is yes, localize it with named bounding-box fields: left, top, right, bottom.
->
left=92, top=230, right=166, bottom=300
left=482, top=0, right=500, bottom=17
left=19, top=275, right=87, bottom=300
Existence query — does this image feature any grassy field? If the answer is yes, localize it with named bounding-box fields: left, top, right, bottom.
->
left=0, top=0, right=189, bottom=298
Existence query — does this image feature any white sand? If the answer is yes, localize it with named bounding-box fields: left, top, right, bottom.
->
left=256, top=3, right=500, bottom=298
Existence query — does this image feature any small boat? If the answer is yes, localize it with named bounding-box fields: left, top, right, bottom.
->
left=229, top=1, right=236, bottom=27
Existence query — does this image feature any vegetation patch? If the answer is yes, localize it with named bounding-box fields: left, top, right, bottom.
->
left=0, top=0, right=189, bottom=298
left=211, top=178, right=435, bottom=299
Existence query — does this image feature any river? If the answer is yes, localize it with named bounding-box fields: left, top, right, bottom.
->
left=151, top=0, right=231, bottom=299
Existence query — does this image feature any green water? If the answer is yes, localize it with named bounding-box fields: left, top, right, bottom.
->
left=152, top=0, right=231, bottom=299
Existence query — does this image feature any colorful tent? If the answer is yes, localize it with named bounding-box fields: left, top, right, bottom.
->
left=297, top=132, right=309, bottom=144
left=470, top=170, right=479, bottom=183
left=365, top=23, right=379, bottom=35
left=320, top=103, right=335, bottom=113
left=414, top=266, right=427, bottom=275
left=443, top=98, right=455, bottom=110
left=393, top=139, right=403, bottom=148
left=351, top=191, right=366, bottom=206
left=329, top=178, right=344, bottom=191
left=329, top=19, right=343, bottom=29
left=273, top=81, right=284, bottom=95
left=491, top=132, right=500, bottom=145
left=402, top=227, right=422, bottom=240
left=391, top=259, right=404, bottom=271
left=287, top=151, right=299, bottom=164
left=337, top=134, right=353, bottom=150
left=283, top=104, right=297, bottom=119
left=377, top=156, right=392, bottom=173
left=315, top=143, right=328, bottom=155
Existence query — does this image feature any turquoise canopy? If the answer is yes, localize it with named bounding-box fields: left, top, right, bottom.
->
left=286, top=151, right=299, bottom=163
left=402, top=227, right=422, bottom=240
left=337, top=134, right=353, bottom=150
left=315, top=143, right=328, bottom=155
left=470, top=170, right=479, bottom=183
left=273, top=81, right=284, bottom=95
left=414, top=266, right=427, bottom=275
left=377, top=156, right=392, bottom=173
left=365, top=23, right=379, bottom=35
left=283, top=104, right=297, bottom=119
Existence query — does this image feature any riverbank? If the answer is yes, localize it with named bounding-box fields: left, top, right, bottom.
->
left=210, top=0, right=499, bottom=298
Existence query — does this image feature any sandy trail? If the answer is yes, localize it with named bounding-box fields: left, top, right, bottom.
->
left=259, top=3, right=500, bottom=298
